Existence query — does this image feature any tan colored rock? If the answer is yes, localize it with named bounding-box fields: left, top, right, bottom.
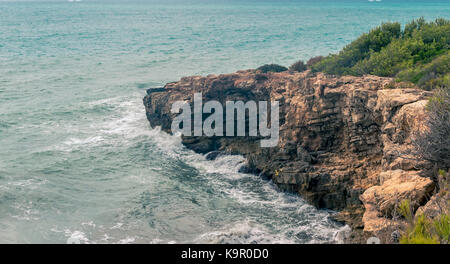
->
left=360, top=170, right=434, bottom=232
left=376, top=89, right=431, bottom=122
left=360, top=201, right=404, bottom=234
left=380, top=99, right=432, bottom=173
left=143, top=69, right=434, bottom=242
left=416, top=194, right=449, bottom=219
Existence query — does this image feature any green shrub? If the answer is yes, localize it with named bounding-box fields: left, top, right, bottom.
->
left=398, top=200, right=414, bottom=223
left=433, top=214, right=450, bottom=242
left=312, top=21, right=402, bottom=75
left=289, top=60, right=307, bottom=72
left=397, top=51, right=450, bottom=90
left=256, top=64, right=288, bottom=73
left=312, top=18, right=449, bottom=90
left=399, top=213, right=450, bottom=244
left=398, top=199, right=450, bottom=244
left=306, top=56, right=324, bottom=68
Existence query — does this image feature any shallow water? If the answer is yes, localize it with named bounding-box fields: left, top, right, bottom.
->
left=0, top=0, right=448, bottom=243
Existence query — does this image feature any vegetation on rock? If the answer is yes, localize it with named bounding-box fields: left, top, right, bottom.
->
left=288, top=60, right=307, bottom=72
left=398, top=199, right=449, bottom=244
left=310, top=18, right=449, bottom=90
left=412, top=87, right=450, bottom=168
left=256, top=64, right=288, bottom=73
left=306, top=56, right=324, bottom=68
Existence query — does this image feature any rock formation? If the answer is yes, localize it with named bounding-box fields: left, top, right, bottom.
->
left=143, top=70, right=436, bottom=243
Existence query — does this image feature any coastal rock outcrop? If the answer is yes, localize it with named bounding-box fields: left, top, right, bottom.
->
left=143, top=70, right=435, bottom=242
left=360, top=170, right=434, bottom=233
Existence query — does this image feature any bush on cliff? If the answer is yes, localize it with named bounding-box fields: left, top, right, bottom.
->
left=311, top=21, right=402, bottom=75
left=398, top=170, right=449, bottom=244
left=412, top=87, right=450, bottom=168
left=398, top=199, right=449, bottom=244
left=306, top=56, right=324, bottom=68
left=399, top=213, right=446, bottom=244
left=289, top=60, right=307, bottom=72
left=257, top=64, right=288, bottom=73
left=396, top=51, right=450, bottom=91
left=310, top=18, right=450, bottom=90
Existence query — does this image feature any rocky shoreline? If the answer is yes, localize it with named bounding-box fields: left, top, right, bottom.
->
left=143, top=69, right=438, bottom=243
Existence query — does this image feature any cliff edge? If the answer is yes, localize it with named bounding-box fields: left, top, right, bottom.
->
left=143, top=70, right=436, bottom=243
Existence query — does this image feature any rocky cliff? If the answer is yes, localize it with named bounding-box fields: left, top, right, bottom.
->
left=143, top=70, right=436, bottom=243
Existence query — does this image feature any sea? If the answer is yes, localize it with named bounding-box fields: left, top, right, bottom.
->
left=0, top=0, right=448, bottom=243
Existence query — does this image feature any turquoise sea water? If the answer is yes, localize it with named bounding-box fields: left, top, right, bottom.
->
left=0, top=0, right=449, bottom=243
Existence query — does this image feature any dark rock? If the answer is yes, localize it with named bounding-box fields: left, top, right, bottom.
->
left=205, top=151, right=223, bottom=161
left=238, top=164, right=251, bottom=174
left=146, top=87, right=166, bottom=95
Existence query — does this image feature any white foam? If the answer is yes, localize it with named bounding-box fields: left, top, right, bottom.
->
left=117, top=237, right=136, bottom=244
left=195, top=220, right=294, bottom=244
left=65, top=230, right=89, bottom=244
left=81, top=221, right=96, bottom=228
left=110, top=222, right=124, bottom=230
left=10, top=201, right=40, bottom=221
left=62, top=136, right=104, bottom=147
left=8, top=178, right=47, bottom=189
left=143, top=112, right=350, bottom=244
left=48, top=94, right=349, bottom=244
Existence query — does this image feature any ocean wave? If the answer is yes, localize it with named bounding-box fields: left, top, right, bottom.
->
left=145, top=115, right=349, bottom=244
left=195, top=220, right=294, bottom=244
left=3, top=93, right=349, bottom=244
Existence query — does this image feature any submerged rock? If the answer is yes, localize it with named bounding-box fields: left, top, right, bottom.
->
left=205, top=151, right=223, bottom=161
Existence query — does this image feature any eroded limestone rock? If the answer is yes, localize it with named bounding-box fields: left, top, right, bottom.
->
left=143, top=70, right=435, bottom=242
